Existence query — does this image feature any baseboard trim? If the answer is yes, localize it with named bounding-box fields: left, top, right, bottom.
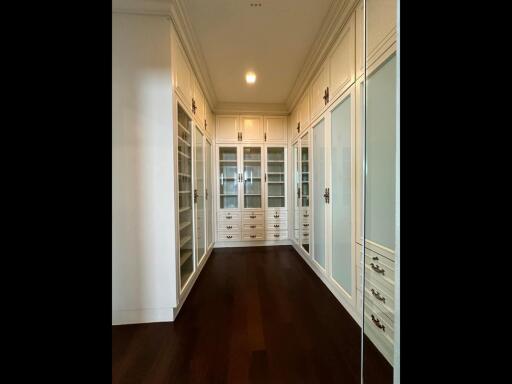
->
left=112, top=307, right=173, bottom=325
left=291, top=241, right=361, bottom=326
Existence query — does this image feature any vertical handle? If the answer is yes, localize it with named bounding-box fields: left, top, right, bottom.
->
left=264, top=132, right=267, bottom=141
left=265, top=173, right=267, bottom=182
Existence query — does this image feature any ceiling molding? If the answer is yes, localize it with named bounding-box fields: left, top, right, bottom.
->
left=285, top=0, right=358, bottom=112
left=215, top=102, right=288, bottom=116
left=170, top=0, right=218, bottom=110
left=112, top=0, right=172, bottom=15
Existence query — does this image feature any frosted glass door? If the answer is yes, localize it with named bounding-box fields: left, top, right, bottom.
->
left=293, top=142, right=300, bottom=243
left=330, top=93, right=353, bottom=293
left=266, top=147, right=285, bottom=208
left=194, top=126, right=205, bottom=263
left=300, top=132, right=310, bottom=253
left=243, top=146, right=262, bottom=209
left=205, top=139, right=213, bottom=249
left=219, top=147, right=239, bottom=209
left=177, top=104, right=194, bottom=289
left=313, top=120, right=325, bottom=267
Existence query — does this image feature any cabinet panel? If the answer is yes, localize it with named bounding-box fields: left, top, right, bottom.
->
left=310, top=63, right=329, bottom=120
left=205, top=104, right=214, bottom=139
left=367, top=0, right=397, bottom=65
left=265, top=146, right=286, bottom=209
left=218, top=146, right=240, bottom=210
left=299, top=90, right=310, bottom=129
left=329, top=14, right=355, bottom=100
left=355, top=1, right=364, bottom=79
left=216, top=116, right=239, bottom=143
left=240, top=116, right=264, bottom=142
left=194, top=126, right=206, bottom=263
left=242, top=146, right=263, bottom=209
left=312, top=119, right=326, bottom=268
left=300, top=132, right=310, bottom=254
left=192, top=75, right=205, bottom=126
left=264, top=116, right=286, bottom=143
left=173, top=36, right=192, bottom=109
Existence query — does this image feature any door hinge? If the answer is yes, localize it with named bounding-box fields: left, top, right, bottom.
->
left=323, top=187, right=330, bottom=203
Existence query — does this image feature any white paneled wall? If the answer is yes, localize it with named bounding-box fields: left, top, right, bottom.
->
left=112, top=13, right=176, bottom=324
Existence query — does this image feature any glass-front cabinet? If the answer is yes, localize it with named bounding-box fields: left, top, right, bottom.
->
left=265, top=147, right=286, bottom=209
left=242, top=146, right=263, bottom=210
left=177, top=104, right=194, bottom=289
left=194, top=126, right=206, bottom=264
left=293, top=142, right=300, bottom=243
left=218, top=146, right=239, bottom=210
left=300, top=131, right=310, bottom=253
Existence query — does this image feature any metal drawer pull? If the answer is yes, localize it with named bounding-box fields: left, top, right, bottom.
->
left=371, top=289, right=386, bottom=302
left=370, top=263, right=385, bottom=275
left=250, top=225, right=256, bottom=228
left=303, top=233, right=309, bottom=237
left=303, top=223, right=309, bottom=227
left=250, top=215, right=256, bottom=218
left=226, top=225, right=232, bottom=229
left=303, top=214, right=309, bottom=217
left=274, top=234, right=280, bottom=238
left=226, top=215, right=232, bottom=219
left=250, top=235, right=256, bottom=238
left=274, top=214, right=280, bottom=218
left=227, top=235, right=232, bottom=239
left=274, top=224, right=280, bottom=228
left=371, top=315, right=385, bottom=331
left=372, top=256, right=379, bottom=261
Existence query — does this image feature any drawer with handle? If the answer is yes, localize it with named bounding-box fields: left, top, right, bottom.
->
left=364, top=277, right=394, bottom=321
left=242, top=212, right=264, bottom=223
left=242, top=232, right=265, bottom=241
left=217, top=212, right=241, bottom=221
left=364, top=298, right=394, bottom=341
left=266, top=231, right=288, bottom=240
left=364, top=248, right=395, bottom=288
left=219, top=223, right=240, bottom=232
left=243, top=223, right=264, bottom=231
left=265, top=221, right=288, bottom=230
left=218, top=232, right=241, bottom=241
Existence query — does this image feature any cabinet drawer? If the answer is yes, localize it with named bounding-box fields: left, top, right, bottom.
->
left=218, top=223, right=240, bottom=232
left=266, top=208, right=287, bottom=219
left=242, top=232, right=265, bottom=241
left=243, top=223, right=264, bottom=231
left=218, top=232, right=241, bottom=241
left=364, top=298, right=394, bottom=341
left=266, top=221, right=288, bottom=231
left=364, top=248, right=395, bottom=292
left=300, top=221, right=311, bottom=230
left=364, top=278, right=394, bottom=321
left=217, top=211, right=241, bottom=221
left=266, top=231, right=288, bottom=240
left=242, top=212, right=264, bottom=223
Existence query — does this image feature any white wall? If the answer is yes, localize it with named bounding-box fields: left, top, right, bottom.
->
left=112, top=13, right=176, bottom=324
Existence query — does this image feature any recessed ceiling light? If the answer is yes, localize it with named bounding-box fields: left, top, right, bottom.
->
left=246, top=72, right=256, bottom=84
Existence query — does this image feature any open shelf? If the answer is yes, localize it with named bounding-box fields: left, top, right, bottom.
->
left=178, top=136, right=191, bottom=147
left=179, top=221, right=191, bottom=231
left=178, top=173, right=191, bottom=178
left=178, top=151, right=190, bottom=159
left=178, top=121, right=190, bottom=134
left=179, top=206, right=191, bottom=213
left=179, top=191, right=191, bottom=194
left=180, top=235, right=192, bottom=247
left=180, top=249, right=192, bottom=266
left=220, top=194, right=237, bottom=196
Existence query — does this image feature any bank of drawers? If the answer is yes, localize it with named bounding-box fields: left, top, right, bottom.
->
left=242, top=210, right=264, bottom=240
left=265, top=208, right=288, bottom=240
left=217, top=208, right=289, bottom=241
left=217, top=210, right=241, bottom=241
left=355, top=243, right=395, bottom=364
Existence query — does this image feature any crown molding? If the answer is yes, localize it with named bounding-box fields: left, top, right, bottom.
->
left=112, top=0, right=172, bottom=15
left=215, top=102, right=288, bottom=116
left=170, top=0, right=218, bottom=110
left=285, top=0, right=358, bottom=112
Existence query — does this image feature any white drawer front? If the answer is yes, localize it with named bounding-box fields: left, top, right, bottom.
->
left=218, top=232, right=241, bottom=241
left=242, top=232, right=265, bottom=241
left=364, top=278, right=394, bottom=321
left=218, top=223, right=240, bottom=232
left=217, top=211, right=241, bottom=221
left=300, top=221, right=311, bottom=230
left=242, top=212, right=264, bottom=223
left=266, top=231, right=288, bottom=240
left=266, top=221, right=288, bottom=231
left=364, top=248, right=394, bottom=292
left=265, top=214, right=287, bottom=224
left=266, top=209, right=287, bottom=220
left=243, top=223, right=265, bottom=231
left=364, top=298, right=394, bottom=341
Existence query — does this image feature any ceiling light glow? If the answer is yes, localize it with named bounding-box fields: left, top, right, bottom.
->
left=246, top=72, right=256, bottom=84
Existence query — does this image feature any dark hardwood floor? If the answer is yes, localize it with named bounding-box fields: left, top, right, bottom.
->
left=112, top=245, right=392, bottom=383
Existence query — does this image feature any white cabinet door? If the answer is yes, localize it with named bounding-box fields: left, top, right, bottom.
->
left=355, top=1, right=365, bottom=79
left=310, top=62, right=329, bottom=120
left=264, top=116, right=286, bottom=143
left=367, top=0, right=397, bottom=67
left=355, top=77, right=364, bottom=245
left=240, top=115, right=264, bottom=143
left=329, top=13, right=355, bottom=100
left=173, top=35, right=192, bottom=109
left=290, top=105, right=300, bottom=141
left=216, top=115, right=239, bottom=143
left=205, top=104, right=214, bottom=139
left=299, top=90, right=310, bottom=129
left=192, top=75, right=205, bottom=127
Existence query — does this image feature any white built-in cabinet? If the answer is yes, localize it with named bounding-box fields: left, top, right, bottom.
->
left=216, top=115, right=286, bottom=144
left=310, top=62, right=329, bottom=121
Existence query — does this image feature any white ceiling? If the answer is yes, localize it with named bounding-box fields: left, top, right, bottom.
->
left=183, top=0, right=334, bottom=105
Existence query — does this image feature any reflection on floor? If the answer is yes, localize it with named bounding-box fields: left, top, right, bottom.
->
left=112, top=245, right=391, bottom=383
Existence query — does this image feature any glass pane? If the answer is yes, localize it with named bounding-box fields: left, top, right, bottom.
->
left=243, top=147, right=262, bottom=208
left=300, top=132, right=310, bottom=253
left=178, top=105, right=194, bottom=289
left=219, top=147, right=238, bottom=209
left=195, top=126, right=205, bottom=263
left=206, top=140, right=213, bottom=248
left=293, top=143, right=300, bottom=243
left=331, top=95, right=352, bottom=292
left=267, top=147, right=285, bottom=208
left=313, top=120, right=325, bottom=267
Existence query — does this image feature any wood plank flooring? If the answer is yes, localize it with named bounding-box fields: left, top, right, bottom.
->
left=112, top=245, right=392, bottom=383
